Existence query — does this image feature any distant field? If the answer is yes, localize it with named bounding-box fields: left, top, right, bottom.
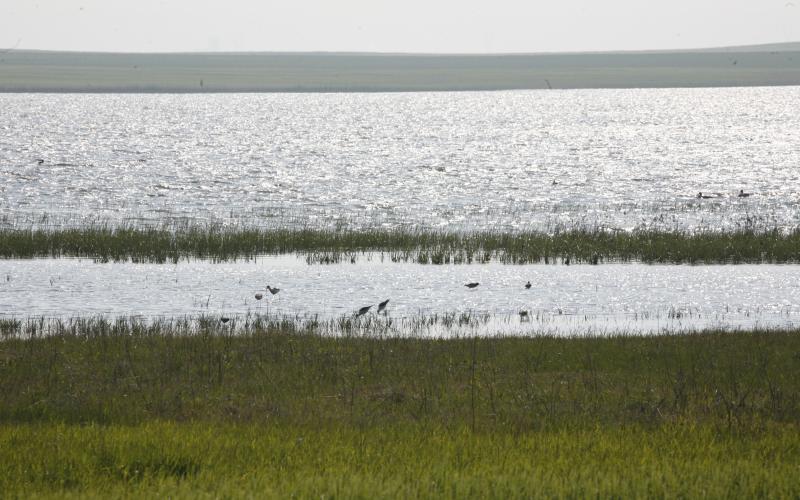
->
left=1, top=43, right=800, bottom=92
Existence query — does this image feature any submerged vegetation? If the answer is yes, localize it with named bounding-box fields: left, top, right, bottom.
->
left=1, top=318, right=799, bottom=496
left=1, top=225, right=800, bottom=264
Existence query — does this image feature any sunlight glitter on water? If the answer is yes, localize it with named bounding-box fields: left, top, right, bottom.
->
left=1, top=256, right=798, bottom=336
left=2, top=88, right=799, bottom=233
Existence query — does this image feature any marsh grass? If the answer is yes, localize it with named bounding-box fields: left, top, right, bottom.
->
left=1, top=225, right=800, bottom=264
left=2, top=319, right=800, bottom=496
left=1, top=317, right=799, bottom=427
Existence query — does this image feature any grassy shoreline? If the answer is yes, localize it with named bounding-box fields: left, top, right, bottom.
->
left=3, top=320, right=798, bottom=427
left=1, top=322, right=799, bottom=496
left=2, top=226, right=800, bottom=263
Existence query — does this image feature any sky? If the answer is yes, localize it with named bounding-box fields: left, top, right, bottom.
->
left=1, top=0, right=799, bottom=54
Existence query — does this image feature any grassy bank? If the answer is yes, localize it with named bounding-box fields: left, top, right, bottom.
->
left=1, top=321, right=800, bottom=496
left=2, top=321, right=800, bottom=496
left=2, top=226, right=800, bottom=263
left=3, top=318, right=799, bottom=427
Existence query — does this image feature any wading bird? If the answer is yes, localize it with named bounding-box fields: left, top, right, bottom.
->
left=525, top=281, right=532, bottom=289
left=266, top=285, right=280, bottom=295
left=377, top=299, right=389, bottom=313
left=220, top=317, right=230, bottom=323
left=254, top=293, right=263, bottom=300
left=356, top=305, right=372, bottom=316
left=738, top=189, right=752, bottom=198
left=465, top=282, right=479, bottom=289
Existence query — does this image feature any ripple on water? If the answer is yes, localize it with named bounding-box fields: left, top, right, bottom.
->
left=1, top=88, right=800, bottom=232
left=0, top=256, right=798, bottom=336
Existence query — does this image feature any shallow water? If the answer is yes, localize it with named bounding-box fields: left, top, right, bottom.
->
left=1, top=256, right=798, bottom=335
left=2, top=88, right=799, bottom=233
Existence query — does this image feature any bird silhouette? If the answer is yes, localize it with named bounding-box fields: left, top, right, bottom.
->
left=738, top=189, right=752, bottom=198
left=377, top=299, right=389, bottom=313
left=356, top=305, right=372, bottom=316
left=525, top=281, right=532, bottom=289
left=254, top=293, right=263, bottom=300
left=465, top=282, right=479, bottom=289
left=266, top=285, right=280, bottom=295
left=220, top=317, right=231, bottom=324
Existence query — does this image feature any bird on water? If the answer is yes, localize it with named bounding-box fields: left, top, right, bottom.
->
left=525, top=281, right=532, bottom=289
left=220, top=317, right=231, bottom=323
left=356, top=305, right=372, bottom=316
left=465, top=282, right=479, bottom=289
left=266, top=285, right=280, bottom=295
left=738, top=189, right=752, bottom=198
left=377, top=299, right=389, bottom=313
left=254, top=293, right=263, bottom=301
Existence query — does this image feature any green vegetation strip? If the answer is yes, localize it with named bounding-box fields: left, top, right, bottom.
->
left=1, top=320, right=799, bottom=496
left=2, top=226, right=800, bottom=263
left=2, top=423, right=798, bottom=498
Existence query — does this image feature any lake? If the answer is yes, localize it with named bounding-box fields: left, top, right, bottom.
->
left=1, top=256, right=798, bottom=335
left=2, top=88, right=799, bottom=334
left=2, top=88, right=799, bottom=232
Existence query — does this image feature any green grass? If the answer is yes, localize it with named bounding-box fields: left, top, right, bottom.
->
left=2, top=320, right=800, bottom=497
left=2, top=225, right=800, bottom=263
left=2, top=422, right=799, bottom=498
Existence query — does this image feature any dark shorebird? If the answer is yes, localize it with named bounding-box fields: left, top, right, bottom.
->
left=36, top=158, right=45, bottom=165
left=519, top=310, right=529, bottom=320
left=220, top=317, right=231, bottom=323
left=377, top=299, right=389, bottom=313
left=266, top=285, right=280, bottom=295
left=254, top=293, right=263, bottom=301
left=356, top=305, right=372, bottom=316
left=738, top=189, right=752, bottom=198
left=525, top=281, right=532, bottom=289
left=465, top=282, right=480, bottom=289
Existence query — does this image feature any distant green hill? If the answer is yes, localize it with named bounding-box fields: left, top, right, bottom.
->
left=1, top=43, right=799, bottom=92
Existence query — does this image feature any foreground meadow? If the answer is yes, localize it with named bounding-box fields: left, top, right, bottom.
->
left=1, top=319, right=799, bottom=497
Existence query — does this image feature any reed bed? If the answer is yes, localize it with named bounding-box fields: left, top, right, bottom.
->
left=1, top=319, right=799, bottom=496
left=1, top=317, right=799, bottom=427
left=1, top=225, right=800, bottom=263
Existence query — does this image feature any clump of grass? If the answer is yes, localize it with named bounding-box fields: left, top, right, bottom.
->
left=1, top=224, right=800, bottom=263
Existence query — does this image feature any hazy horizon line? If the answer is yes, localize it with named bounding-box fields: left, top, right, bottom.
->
left=5, top=40, right=800, bottom=57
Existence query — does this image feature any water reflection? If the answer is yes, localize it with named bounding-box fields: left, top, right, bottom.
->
left=1, top=255, right=798, bottom=335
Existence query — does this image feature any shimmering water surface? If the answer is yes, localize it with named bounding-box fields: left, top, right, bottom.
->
left=2, top=88, right=799, bottom=232
left=1, top=257, right=798, bottom=335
